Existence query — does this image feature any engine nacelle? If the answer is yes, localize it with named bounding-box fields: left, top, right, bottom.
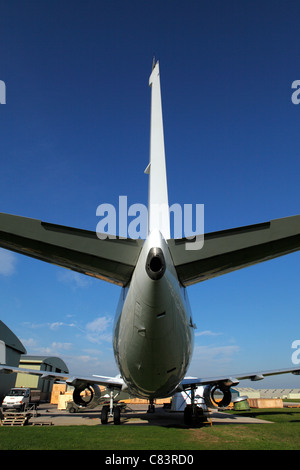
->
left=203, top=383, right=232, bottom=409
left=72, top=384, right=102, bottom=408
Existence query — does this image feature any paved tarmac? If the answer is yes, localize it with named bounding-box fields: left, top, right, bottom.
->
left=26, top=403, right=272, bottom=427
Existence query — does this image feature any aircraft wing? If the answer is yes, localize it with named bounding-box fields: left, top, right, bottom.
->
left=180, top=366, right=300, bottom=389
left=167, top=215, right=300, bottom=286
left=0, top=365, right=125, bottom=390
left=0, top=213, right=144, bottom=286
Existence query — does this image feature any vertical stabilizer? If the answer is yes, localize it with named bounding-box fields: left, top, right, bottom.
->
left=147, top=60, right=170, bottom=240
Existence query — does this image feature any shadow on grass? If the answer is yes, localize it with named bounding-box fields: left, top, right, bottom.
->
left=226, top=408, right=300, bottom=423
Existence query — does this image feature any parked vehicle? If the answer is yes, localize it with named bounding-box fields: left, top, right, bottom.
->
left=1, top=387, right=40, bottom=411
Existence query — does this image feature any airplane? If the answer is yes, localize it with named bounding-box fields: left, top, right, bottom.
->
left=0, top=60, right=300, bottom=425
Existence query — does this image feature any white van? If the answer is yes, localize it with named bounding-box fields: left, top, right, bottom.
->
left=2, top=387, right=40, bottom=412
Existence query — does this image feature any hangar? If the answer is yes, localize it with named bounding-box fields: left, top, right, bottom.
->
left=0, top=320, right=69, bottom=403
left=0, top=320, right=27, bottom=402
left=15, top=355, right=69, bottom=401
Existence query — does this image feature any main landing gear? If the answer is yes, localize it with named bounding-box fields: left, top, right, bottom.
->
left=101, top=388, right=121, bottom=425
left=101, top=404, right=121, bottom=425
left=147, top=399, right=155, bottom=413
left=183, top=385, right=208, bottom=426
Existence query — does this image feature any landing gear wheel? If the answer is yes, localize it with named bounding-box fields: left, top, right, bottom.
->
left=113, top=406, right=121, bottom=425
left=184, top=405, right=193, bottom=425
left=101, top=406, right=109, bottom=424
left=184, top=405, right=206, bottom=425
left=194, top=406, right=205, bottom=424
left=147, top=399, right=155, bottom=413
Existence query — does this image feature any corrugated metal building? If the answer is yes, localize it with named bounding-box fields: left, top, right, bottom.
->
left=258, top=388, right=300, bottom=399
left=0, top=320, right=27, bottom=402
left=236, top=387, right=300, bottom=399
left=15, top=356, right=69, bottom=401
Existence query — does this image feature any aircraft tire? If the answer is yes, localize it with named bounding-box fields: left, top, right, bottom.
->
left=101, top=406, right=109, bottom=424
left=184, top=405, right=193, bottom=425
left=113, top=406, right=121, bottom=425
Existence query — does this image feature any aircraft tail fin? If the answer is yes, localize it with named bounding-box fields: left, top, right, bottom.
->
left=147, top=60, right=170, bottom=240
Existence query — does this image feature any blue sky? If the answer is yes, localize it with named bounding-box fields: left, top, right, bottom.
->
left=0, top=0, right=300, bottom=389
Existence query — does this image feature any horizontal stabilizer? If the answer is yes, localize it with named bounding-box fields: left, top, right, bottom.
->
left=167, top=215, right=300, bottom=286
left=0, top=213, right=144, bottom=286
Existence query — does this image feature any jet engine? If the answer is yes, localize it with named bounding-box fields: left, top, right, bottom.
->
left=203, top=383, right=232, bottom=409
left=72, top=383, right=102, bottom=408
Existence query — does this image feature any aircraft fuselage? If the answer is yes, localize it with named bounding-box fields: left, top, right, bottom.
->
left=113, top=229, right=194, bottom=399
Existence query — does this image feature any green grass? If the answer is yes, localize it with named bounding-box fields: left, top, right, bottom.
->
left=1, top=408, right=300, bottom=450
left=283, top=398, right=300, bottom=403
left=225, top=406, right=300, bottom=423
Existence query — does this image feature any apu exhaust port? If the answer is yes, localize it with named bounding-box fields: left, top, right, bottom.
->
left=145, top=247, right=166, bottom=280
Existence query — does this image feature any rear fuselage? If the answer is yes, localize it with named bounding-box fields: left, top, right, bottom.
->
left=113, top=229, right=194, bottom=399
